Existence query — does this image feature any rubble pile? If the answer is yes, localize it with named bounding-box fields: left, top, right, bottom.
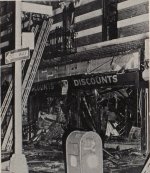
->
left=28, top=161, right=64, bottom=173
left=103, top=147, right=146, bottom=173
left=30, top=122, right=64, bottom=149
left=41, top=122, right=64, bottom=146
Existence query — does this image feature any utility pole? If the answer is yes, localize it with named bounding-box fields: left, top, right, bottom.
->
left=9, top=0, right=28, bottom=172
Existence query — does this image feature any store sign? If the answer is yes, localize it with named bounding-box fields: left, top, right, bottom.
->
left=73, top=74, right=118, bottom=87
left=69, top=71, right=139, bottom=89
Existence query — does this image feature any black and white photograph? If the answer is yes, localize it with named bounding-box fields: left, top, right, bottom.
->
left=0, top=0, right=150, bottom=173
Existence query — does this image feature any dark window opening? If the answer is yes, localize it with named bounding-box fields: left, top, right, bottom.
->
left=102, top=0, right=118, bottom=41
left=62, top=2, right=77, bottom=54
left=46, top=2, right=77, bottom=59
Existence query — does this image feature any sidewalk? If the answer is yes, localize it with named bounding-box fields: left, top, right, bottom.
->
left=1, top=160, right=10, bottom=173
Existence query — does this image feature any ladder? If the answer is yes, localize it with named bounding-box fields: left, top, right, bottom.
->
left=2, top=18, right=53, bottom=151
left=22, top=18, right=53, bottom=110
left=2, top=117, right=13, bottom=151
left=1, top=24, right=39, bottom=152
left=1, top=24, right=39, bottom=125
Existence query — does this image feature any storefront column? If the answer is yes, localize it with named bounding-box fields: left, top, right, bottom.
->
left=141, top=88, right=146, bottom=152
left=146, top=88, right=150, bottom=154
left=141, top=87, right=150, bottom=153
left=144, top=39, right=150, bottom=154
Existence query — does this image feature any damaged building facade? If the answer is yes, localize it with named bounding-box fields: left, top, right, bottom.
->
left=29, top=0, right=150, bottom=153
left=1, top=0, right=150, bottom=172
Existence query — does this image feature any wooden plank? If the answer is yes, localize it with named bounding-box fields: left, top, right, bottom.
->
left=118, top=0, right=148, bottom=10
left=0, top=12, right=13, bottom=25
left=118, top=21, right=149, bottom=38
left=0, top=41, right=9, bottom=49
left=75, top=0, right=102, bottom=17
left=117, top=13, right=149, bottom=28
left=75, top=9, right=102, bottom=23
left=1, top=28, right=13, bottom=37
left=1, top=33, right=13, bottom=43
left=53, top=0, right=102, bottom=24
left=76, top=16, right=102, bottom=32
left=77, top=32, right=102, bottom=47
left=53, top=0, right=98, bottom=16
left=118, top=2, right=149, bottom=21
left=48, top=25, right=102, bottom=47
left=76, top=33, right=147, bottom=58
left=21, top=2, right=53, bottom=16
left=118, top=0, right=127, bottom=3
left=77, top=26, right=102, bottom=38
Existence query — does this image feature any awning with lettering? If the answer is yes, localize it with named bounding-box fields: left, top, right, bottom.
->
left=31, top=50, right=140, bottom=92
left=31, top=80, right=61, bottom=93
left=31, top=71, right=139, bottom=93
left=68, top=71, right=139, bottom=90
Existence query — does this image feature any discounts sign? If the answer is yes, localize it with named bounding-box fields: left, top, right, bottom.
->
left=69, top=71, right=139, bottom=89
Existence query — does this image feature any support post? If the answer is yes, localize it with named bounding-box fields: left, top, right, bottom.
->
left=146, top=89, right=150, bottom=154
left=10, top=0, right=28, bottom=172
left=144, top=39, right=150, bottom=154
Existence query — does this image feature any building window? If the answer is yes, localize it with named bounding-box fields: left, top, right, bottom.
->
left=102, top=0, right=118, bottom=41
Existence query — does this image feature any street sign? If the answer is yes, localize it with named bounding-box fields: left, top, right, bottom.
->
left=5, top=47, right=30, bottom=64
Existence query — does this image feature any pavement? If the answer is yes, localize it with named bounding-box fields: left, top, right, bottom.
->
left=1, top=166, right=143, bottom=173
left=1, top=147, right=147, bottom=173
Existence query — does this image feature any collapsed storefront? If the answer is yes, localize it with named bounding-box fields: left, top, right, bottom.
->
left=68, top=71, right=141, bottom=148
left=24, top=49, right=149, bottom=172
left=26, top=49, right=149, bottom=152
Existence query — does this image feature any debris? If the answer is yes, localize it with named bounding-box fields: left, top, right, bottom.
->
left=105, top=122, right=119, bottom=137
left=128, top=126, right=141, bottom=141
left=130, top=152, right=143, bottom=156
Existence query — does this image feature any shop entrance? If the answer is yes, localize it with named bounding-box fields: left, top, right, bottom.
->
left=70, top=86, right=141, bottom=150
left=63, top=71, right=141, bottom=149
left=26, top=71, right=143, bottom=151
left=24, top=70, right=148, bottom=172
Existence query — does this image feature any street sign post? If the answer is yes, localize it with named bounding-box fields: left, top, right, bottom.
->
left=9, top=1, right=28, bottom=173
left=5, top=47, right=30, bottom=64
